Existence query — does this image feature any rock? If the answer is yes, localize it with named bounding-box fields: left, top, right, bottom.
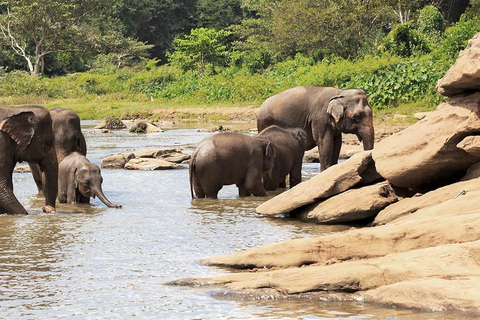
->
left=159, top=152, right=190, bottom=164
left=373, top=177, right=480, bottom=225
left=129, top=121, right=163, bottom=133
left=293, top=181, right=398, bottom=224
left=436, top=32, right=480, bottom=96
left=462, top=162, right=480, bottom=181
left=124, top=158, right=181, bottom=170
left=413, top=112, right=429, bottom=120
left=457, top=136, right=480, bottom=159
left=14, top=165, right=31, bottom=173
left=372, top=92, right=480, bottom=190
left=256, top=151, right=382, bottom=215
left=101, top=153, right=135, bottom=169
left=303, top=145, right=363, bottom=163
left=94, top=116, right=127, bottom=130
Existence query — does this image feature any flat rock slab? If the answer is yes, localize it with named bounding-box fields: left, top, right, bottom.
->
left=437, top=32, right=480, bottom=96
left=257, top=151, right=381, bottom=215
left=124, top=158, right=182, bottom=170
left=372, top=92, right=480, bottom=190
left=294, top=181, right=398, bottom=224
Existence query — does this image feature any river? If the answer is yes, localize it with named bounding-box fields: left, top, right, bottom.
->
left=0, top=121, right=476, bottom=319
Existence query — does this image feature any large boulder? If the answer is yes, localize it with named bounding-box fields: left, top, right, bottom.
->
left=256, top=151, right=382, bottom=215
left=372, top=92, right=480, bottom=190
left=457, top=136, right=480, bottom=159
left=124, top=158, right=181, bottom=170
left=100, top=152, right=135, bottom=169
left=436, top=32, right=480, bottom=96
left=293, top=181, right=399, bottom=224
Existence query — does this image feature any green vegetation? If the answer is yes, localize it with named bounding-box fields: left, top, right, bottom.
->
left=1, top=1, right=480, bottom=121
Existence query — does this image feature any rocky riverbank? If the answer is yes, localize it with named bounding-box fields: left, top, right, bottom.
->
left=168, top=33, right=480, bottom=315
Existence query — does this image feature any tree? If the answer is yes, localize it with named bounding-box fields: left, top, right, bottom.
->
left=196, top=0, right=244, bottom=30
left=0, top=0, right=119, bottom=75
left=168, top=27, right=231, bottom=77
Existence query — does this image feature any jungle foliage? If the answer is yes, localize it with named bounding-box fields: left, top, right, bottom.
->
left=0, top=0, right=479, bottom=113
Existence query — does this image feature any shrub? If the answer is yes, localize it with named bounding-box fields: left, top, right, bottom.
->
left=417, top=5, right=445, bottom=44
left=382, top=23, right=430, bottom=57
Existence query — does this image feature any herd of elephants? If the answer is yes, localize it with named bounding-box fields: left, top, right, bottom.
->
left=0, top=85, right=375, bottom=214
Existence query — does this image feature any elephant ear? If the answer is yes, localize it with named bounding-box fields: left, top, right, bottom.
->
left=0, top=111, right=35, bottom=150
left=265, top=142, right=275, bottom=158
left=74, top=165, right=89, bottom=189
left=327, top=96, right=344, bottom=126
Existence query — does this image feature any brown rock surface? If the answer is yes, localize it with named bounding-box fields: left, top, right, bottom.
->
left=457, top=136, right=480, bottom=159
left=256, top=151, right=381, bottom=215
left=372, top=93, right=480, bottom=190
left=437, top=32, right=480, bottom=96
left=124, top=158, right=182, bottom=170
left=294, top=181, right=398, bottom=223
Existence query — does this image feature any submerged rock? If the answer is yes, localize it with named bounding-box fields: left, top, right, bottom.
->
left=101, top=148, right=189, bottom=170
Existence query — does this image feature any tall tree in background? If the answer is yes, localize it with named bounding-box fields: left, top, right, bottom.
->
left=0, top=0, right=117, bottom=75
left=113, top=0, right=196, bottom=62
left=196, top=0, right=243, bottom=30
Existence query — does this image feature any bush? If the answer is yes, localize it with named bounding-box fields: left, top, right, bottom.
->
left=417, top=5, right=445, bottom=44
left=382, top=23, right=430, bottom=57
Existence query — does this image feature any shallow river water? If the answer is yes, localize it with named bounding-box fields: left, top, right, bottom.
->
left=0, top=121, right=476, bottom=319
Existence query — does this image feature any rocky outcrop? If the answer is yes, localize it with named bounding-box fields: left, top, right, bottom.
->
left=256, top=151, right=382, bottom=215
left=372, top=93, right=480, bottom=190
left=293, top=181, right=399, bottom=224
left=94, top=116, right=127, bottom=130
left=436, top=32, right=480, bottom=96
left=101, top=148, right=189, bottom=170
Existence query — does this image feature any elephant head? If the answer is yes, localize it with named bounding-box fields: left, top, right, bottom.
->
left=327, top=89, right=375, bottom=150
left=75, top=164, right=121, bottom=208
left=0, top=108, right=58, bottom=213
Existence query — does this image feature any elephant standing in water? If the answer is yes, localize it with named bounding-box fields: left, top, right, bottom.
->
left=257, top=86, right=375, bottom=171
left=0, top=105, right=58, bottom=214
left=30, top=107, right=87, bottom=193
left=58, top=152, right=121, bottom=208
left=257, top=125, right=307, bottom=191
left=190, top=132, right=275, bottom=199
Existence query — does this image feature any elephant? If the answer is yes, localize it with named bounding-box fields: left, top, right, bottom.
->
left=0, top=105, right=58, bottom=214
left=30, top=107, right=87, bottom=193
left=189, top=132, right=275, bottom=199
left=58, top=152, right=121, bottom=208
left=257, top=86, right=374, bottom=171
left=257, top=125, right=307, bottom=191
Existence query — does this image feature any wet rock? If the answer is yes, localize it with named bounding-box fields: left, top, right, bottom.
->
left=256, top=151, right=382, bottom=215
left=94, top=116, right=127, bottom=130
left=293, top=181, right=398, bottom=224
left=437, top=32, right=480, bottom=96
left=100, top=153, right=135, bottom=169
left=372, top=92, right=480, bottom=191
left=129, top=120, right=163, bottom=133
left=124, top=158, right=181, bottom=170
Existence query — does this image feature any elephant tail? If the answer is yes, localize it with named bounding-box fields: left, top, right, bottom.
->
left=189, top=152, right=196, bottom=199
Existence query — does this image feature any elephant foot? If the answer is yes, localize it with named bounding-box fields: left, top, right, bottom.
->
left=42, top=205, right=56, bottom=214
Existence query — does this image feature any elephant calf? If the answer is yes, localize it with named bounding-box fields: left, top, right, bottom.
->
left=257, top=125, right=307, bottom=191
left=189, top=132, right=275, bottom=199
left=58, top=152, right=121, bottom=208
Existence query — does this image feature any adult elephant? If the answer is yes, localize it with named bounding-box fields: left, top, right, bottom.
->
left=257, top=125, right=307, bottom=190
left=257, top=86, right=374, bottom=171
left=0, top=105, right=58, bottom=214
left=30, top=107, right=87, bottom=193
left=58, top=152, right=121, bottom=208
left=190, top=132, right=275, bottom=199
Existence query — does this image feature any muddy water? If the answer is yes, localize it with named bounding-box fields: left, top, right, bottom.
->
left=0, top=121, right=476, bottom=319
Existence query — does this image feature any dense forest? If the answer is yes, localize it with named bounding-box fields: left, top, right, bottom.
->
left=1, top=0, right=480, bottom=114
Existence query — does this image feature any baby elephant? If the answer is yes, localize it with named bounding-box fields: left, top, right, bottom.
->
left=257, top=125, right=307, bottom=191
left=58, top=152, right=121, bottom=208
left=190, top=132, right=275, bottom=199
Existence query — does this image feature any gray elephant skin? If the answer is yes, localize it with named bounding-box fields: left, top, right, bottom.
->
left=257, top=86, right=374, bottom=171
left=257, top=125, right=307, bottom=191
left=189, top=132, right=275, bottom=199
left=30, top=107, right=87, bottom=193
left=0, top=105, right=58, bottom=214
left=58, top=152, right=121, bottom=208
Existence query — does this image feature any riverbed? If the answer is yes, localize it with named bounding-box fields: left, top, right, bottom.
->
left=0, top=121, right=476, bottom=319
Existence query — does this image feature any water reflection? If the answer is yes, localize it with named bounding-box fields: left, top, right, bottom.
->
left=0, top=121, right=475, bottom=319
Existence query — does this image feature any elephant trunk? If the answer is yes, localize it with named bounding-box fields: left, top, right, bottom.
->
left=358, top=118, right=375, bottom=151
left=92, top=185, right=121, bottom=209
left=41, top=149, right=58, bottom=213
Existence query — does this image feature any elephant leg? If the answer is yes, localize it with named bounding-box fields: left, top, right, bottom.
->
left=289, top=160, right=303, bottom=188
left=331, top=134, right=342, bottom=165
left=193, top=180, right=206, bottom=198
left=317, top=130, right=335, bottom=171
left=245, top=167, right=267, bottom=197
left=264, top=165, right=280, bottom=191
left=28, top=162, right=43, bottom=194
left=0, top=167, right=28, bottom=215
left=237, top=183, right=251, bottom=197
